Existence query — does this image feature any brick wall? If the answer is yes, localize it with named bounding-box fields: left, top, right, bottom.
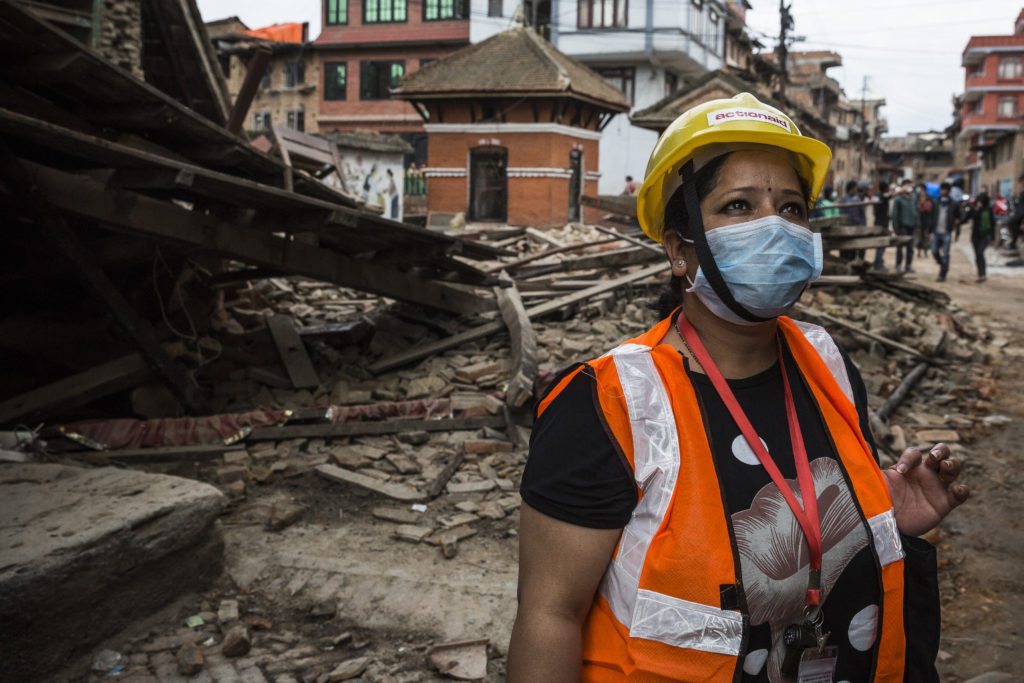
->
left=316, top=46, right=458, bottom=133
left=225, top=52, right=320, bottom=133
left=426, top=129, right=601, bottom=227
left=96, top=0, right=143, bottom=78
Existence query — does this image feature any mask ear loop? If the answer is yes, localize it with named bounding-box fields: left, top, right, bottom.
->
left=679, top=160, right=771, bottom=324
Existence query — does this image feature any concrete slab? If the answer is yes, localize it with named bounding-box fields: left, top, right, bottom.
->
left=0, top=464, right=226, bottom=681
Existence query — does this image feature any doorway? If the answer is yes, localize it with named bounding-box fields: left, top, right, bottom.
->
left=568, top=150, right=583, bottom=222
left=469, top=147, right=508, bottom=222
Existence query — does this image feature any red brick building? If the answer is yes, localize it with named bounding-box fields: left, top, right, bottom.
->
left=958, top=9, right=1024, bottom=196
left=313, top=0, right=470, bottom=161
left=393, top=27, right=628, bottom=227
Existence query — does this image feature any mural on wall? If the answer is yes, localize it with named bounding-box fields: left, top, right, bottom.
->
left=339, top=152, right=404, bottom=222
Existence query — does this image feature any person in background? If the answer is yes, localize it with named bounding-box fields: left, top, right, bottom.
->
left=949, top=178, right=965, bottom=241
left=841, top=180, right=866, bottom=226
left=621, top=175, right=638, bottom=196
left=1009, top=174, right=1024, bottom=251
left=931, top=182, right=961, bottom=283
left=872, top=180, right=892, bottom=271
left=915, top=183, right=934, bottom=258
left=964, top=192, right=996, bottom=282
left=840, top=180, right=866, bottom=261
left=812, top=185, right=840, bottom=219
left=892, top=178, right=919, bottom=273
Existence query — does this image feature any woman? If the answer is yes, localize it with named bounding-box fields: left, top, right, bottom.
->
left=964, top=192, right=996, bottom=283
left=508, top=94, right=969, bottom=683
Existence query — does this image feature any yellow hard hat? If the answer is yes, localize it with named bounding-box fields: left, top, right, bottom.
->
left=637, top=92, right=832, bottom=243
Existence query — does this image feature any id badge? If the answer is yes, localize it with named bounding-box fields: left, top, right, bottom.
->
left=796, top=645, right=837, bottom=683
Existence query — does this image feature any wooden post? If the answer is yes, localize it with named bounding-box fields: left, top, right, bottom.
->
left=227, top=45, right=271, bottom=135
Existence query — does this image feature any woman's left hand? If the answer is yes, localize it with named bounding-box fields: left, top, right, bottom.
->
left=883, top=443, right=970, bottom=537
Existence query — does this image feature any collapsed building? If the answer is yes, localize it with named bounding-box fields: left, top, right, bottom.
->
left=0, top=2, right=1012, bottom=682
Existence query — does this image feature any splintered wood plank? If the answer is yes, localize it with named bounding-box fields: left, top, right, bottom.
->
left=265, top=315, right=320, bottom=389
left=495, top=283, right=538, bottom=409
left=315, top=464, right=427, bottom=502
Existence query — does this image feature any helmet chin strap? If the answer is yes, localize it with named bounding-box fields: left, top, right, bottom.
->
left=679, top=160, right=772, bottom=324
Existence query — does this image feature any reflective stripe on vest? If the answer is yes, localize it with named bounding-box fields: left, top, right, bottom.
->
left=587, top=316, right=904, bottom=676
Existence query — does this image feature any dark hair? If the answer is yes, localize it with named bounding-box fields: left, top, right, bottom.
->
left=652, top=152, right=810, bottom=318
left=940, top=181, right=951, bottom=191
left=878, top=181, right=889, bottom=192
left=845, top=180, right=858, bottom=193
left=977, top=192, right=990, bottom=206
left=626, top=175, right=634, bottom=181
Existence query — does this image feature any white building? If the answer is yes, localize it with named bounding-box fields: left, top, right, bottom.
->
left=471, top=0, right=729, bottom=194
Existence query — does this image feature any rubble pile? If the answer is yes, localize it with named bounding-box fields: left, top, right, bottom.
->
left=6, top=221, right=1011, bottom=682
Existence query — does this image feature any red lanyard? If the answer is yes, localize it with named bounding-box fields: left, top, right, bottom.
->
left=677, top=315, right=824, bottom=608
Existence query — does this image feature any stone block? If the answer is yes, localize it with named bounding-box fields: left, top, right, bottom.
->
left=0, top=464, right=225, bottom=682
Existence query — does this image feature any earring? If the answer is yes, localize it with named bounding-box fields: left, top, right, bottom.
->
left=675, top=259, right=685, bottom=268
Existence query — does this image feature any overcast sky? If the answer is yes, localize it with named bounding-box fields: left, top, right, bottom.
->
left=196, top=0, right=1022, bottom=136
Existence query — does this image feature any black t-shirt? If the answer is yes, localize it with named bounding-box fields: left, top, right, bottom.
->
left=522, top=335, right=886, bottom=682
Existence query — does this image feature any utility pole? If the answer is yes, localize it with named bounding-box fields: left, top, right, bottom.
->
left=858, top=74, right=869, bottom=181
left=776, top=0, right=794, bottom=99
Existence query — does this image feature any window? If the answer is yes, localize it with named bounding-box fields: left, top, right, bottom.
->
left=596, top=66, right=635, bottom=105
left=420, top=57, right=436, bottom=68
left=286, top=109, right=305, bottom=132
left=365, top=0, right=407, bottom=23
left=284, top=60, right=305, bottom=88
left=998, top=96, right=1018, bottom=118
left=360, top=61, right=405, bottom=100
left=968, top=98, right=983, bottom=115
left=707, top=9, right=720, bottom=51
left=327, top=0, right=348, bottom=24
left=664, top=71, right=678, bottom=96
left=259, top=64, right=272, bottom=89
left=253, top=112, right=271, bottom=131
left=998, top=56, right=1022, bottom=80
left=217, top=53, right=231, bottom=78
left=488, top=0, right=502, bottom=16
left=324, top=62, right=347, bottom=100
left=969, top=61, right=984, bottom=77
left=425, top=0, right=469, bottom=20
left=577, top=0, right=626, bottom=28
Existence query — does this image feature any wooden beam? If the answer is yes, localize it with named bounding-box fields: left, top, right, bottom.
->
left=0, top=144, right=206, bottom=414
left=793, top=304, right=941, bottom=364
left=0, top=355, right=151, bottom=426
left=516, top=246, right=657, bottom=278
left=590, top=224, right=662, bottom=253
left=371, top=262, right=668, bottom=373
left=265, top=315, right=320, bottom=389
left=24, top=163, right=492, bottom=315
left=76, top=443, right=243, bottom=464
left=875, top=362, right=929, bottom=423
left=495, top=283, right=538, bottom=409
left=484, top=236, right=620, bottom=274
left=250, top=414, right=507, bottom=440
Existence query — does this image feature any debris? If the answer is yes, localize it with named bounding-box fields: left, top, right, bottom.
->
left=267, top=499, right=306, bottom=531
left=309, top=599, right=338, bottom=620
left=875, top=362, right=930, bottom=422
left=218, top=599, right=240, bottom=625
left=428, top=452, right=466, bottom=499
left=914, top=429, right=961, bottom=444
left=266, top=314, right=321, bottom=389
left=185, top=614, right=206, bottom=629
left=429, top=639, right=490, bottom=680
left=795, top=304, right=938, bottom=364
left=447, top=480, right=496, bottom=494
left=394, top=524, right=435, bottom=543
left=91, top=649, right=126, bottom=675
left=462, top=439, right=513, bottom=455
left=221, top=624, right=252, bottom=657
left=251, top=415, right=508, bottom=440
left=963, top=674, right=1015, bottom=683
left=316, top=464, right=427, bottom=502
left=372, top=506, right=422, bottom=524
left=176, top=641, right=205, bottom=675
left=327, top=656, right=370, bottom=682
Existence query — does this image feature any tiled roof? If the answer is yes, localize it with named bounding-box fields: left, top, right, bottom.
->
left=392, top=27, right=629, bottom=111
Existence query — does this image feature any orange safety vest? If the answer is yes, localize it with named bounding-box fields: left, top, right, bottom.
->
left=540, top=315, right=907, bottom=682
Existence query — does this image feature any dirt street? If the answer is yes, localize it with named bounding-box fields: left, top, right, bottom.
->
left=880, top=240, right=1024, bottom=682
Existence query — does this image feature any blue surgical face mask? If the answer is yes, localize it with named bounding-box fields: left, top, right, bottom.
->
left=684, top=215, right=823, bottom=326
